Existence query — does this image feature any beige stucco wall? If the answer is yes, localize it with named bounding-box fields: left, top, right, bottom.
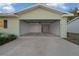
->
left=60, top=17, right=67, bottom=38
left=50, top=21, right=60, bottom=36
left=19, top=8, right=61, bottom=20
left=0, top=18, right=20, bottom=35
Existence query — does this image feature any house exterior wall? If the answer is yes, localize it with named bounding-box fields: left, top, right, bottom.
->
left=68, top=18, right=79, bottom=33
left=60, top=17, right=67, bottom=38
left=50, top=21, right=60, bottom=36
left=0, top=18, right=20, bottom=35
left=19, top=8, right=61, bottom=20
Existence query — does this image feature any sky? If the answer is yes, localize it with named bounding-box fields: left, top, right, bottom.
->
left=0, top=3, right=79, bottom=13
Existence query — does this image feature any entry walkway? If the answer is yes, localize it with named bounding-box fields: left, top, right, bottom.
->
left=0, top=36, right=79, bottom=56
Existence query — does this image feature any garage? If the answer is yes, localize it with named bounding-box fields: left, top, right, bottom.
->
left=11, top=3, right=73, bottom=38
left=20, top=20, right=60, bottom=36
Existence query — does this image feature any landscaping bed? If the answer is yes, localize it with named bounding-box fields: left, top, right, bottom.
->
left=0, top=33, right=17, bottom=46
left=67, top=32, right=79, bottom=45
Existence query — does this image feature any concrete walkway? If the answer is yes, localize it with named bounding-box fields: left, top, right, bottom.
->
left=0, top=36, right=79, bottom=56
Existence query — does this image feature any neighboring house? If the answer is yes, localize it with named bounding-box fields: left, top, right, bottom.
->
left=68, top=17, right=79, bottom=33
left=0, top=4, right=73, bottom=38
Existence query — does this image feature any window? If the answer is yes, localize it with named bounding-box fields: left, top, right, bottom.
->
left=4, top=20, right=7, bottom=28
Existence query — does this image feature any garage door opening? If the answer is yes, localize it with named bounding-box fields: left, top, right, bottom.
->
left=20, top=20, right=60, bottom=36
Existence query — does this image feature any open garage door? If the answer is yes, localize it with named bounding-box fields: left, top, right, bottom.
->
left=41, top=23, right=50, bottom=33
left=20, top=20, right=41, bottom=35
left=20, top=20, right=60, bottom=36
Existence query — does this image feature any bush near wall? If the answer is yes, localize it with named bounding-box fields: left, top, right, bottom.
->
left=0, top=33, right=17, bottom=45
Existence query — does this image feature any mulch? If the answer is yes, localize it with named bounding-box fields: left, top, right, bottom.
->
left=66, top=32, right=79, bottom=45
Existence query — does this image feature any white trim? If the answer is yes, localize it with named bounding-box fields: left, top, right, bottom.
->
left=0, top=13, right=18, bottom=17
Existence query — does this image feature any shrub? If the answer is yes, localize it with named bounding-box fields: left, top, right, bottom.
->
left=0, top=33, right=17, bottom=45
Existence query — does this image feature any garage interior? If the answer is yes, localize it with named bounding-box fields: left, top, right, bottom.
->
left=20, top=20, right=60, bottom=36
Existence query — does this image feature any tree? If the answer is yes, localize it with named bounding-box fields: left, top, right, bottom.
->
left=67, top=8, right=79, bottom=21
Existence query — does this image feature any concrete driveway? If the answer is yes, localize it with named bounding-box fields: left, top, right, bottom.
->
left=0, top=36, right=79, bottom=56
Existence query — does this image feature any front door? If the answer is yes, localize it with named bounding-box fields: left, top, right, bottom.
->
left=41, top=23, right=50, bottom=33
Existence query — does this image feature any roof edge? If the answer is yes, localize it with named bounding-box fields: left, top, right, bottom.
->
left=14, top=3, right=74, bottom=16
